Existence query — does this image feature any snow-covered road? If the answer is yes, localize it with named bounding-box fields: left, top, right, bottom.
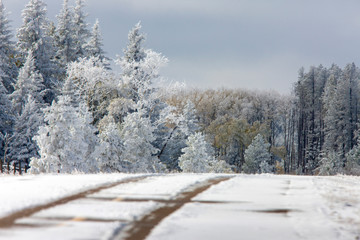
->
left=0, top=174, right=359, bottom=239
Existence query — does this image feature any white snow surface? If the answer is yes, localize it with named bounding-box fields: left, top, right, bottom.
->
left=0, top=173, right=137, bottom=218
left=146, top=174, right=360, bottom=240
left=0, top=174, right=360, bottom=240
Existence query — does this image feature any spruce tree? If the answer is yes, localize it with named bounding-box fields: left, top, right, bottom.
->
left=72, top=0, right=90, bottom=59
left=0, top=0, right=18, bottom=93
left=9, top=95, right=43, bottom=167
left=85, top=19, right=109, bottom=66
left=243, top=134, right=273, bottom=174
left=179, top=132, right=214, bottom=173
left=10, top=51, right=45, bottom=116
left=17, top=0, right=58, bottom=103
left=30, top=95, right=99, bottom=173
left=55, top=0, right=76, bottom=67
left=120, top=109, right=164, bottom=173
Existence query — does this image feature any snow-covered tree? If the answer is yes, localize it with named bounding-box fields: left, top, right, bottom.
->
left=318, top=151, right=342, bottom=176
left=0, top=77, right=13, bottom=158
left=345, top=139, right=360, bottom=175
left=116, top=22, right=168, bottom=104
left=65, top=57, right=117, bottom=124
left=9, top=95, right=43, bottom=167
left=55, top=0, right=76, bottom=67
left=0, top=0, right=18, bottom=93
left=30, top=95, right=99, bottom=174
left=157, top=100, right=199, bottom=171
left=85, top=19, right=109, bottom=66
left=120, top=109, right=164, bottom=173
left=243, top=134, right=273, bottom=174
left=10, top=51, right=45, bottom=116
left=179, top=132, right=214, bottom=173
left=97, top=116, right=125, bottom=172
left=72, top=0, right=89, bottom=59
left=17, top=0, right=58, bottom=103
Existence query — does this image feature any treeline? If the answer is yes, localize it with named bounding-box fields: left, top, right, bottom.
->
left=1, top=0, right=360, bottom=175
left=166, top=63, right=360, bottom=175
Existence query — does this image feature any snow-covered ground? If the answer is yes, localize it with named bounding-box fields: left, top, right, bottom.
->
left=0, top=173, right=359, bottom=240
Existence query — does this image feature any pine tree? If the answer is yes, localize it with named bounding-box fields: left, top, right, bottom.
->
left=10, top=51, right=45, bottom=116
left=0, top=76, right=13, bottom=159
left=120, top=109, right=164, bottom=173
left=243, top=134, right=273, bottom=174
left=179, top=132, right=214, bottom=173
left=30, top=95, right=99, bottom=173
left=72, top=0, right=90, bottom=59
left=97, top=116, right=125, bottom=172
left=318, top=151, right=342, bottom=176
left=9, top=95, right=43, bottom=167
left=17, top=0, right=58, bottom=103
left=0, top=0, right=18, bottom=93
left=55, top=0, right=76, bottom=67
left=85, top=19, right=109, bottom=66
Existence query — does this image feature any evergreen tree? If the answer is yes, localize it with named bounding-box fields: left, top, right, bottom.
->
left=243, top=134, right=273, bottom=174
left=318, top=151, right=342, bottom=176
left=0, top=0, right=18, bottom=93
left=30, top=95, right=99, bottom=173
left=85, top=19, right=109, bottom=66
left=120, top=109, right=164, bottom=173
left=179, top=132, right=214, bottom=173
left=55, top=0, right=76, bottom=67
left=10, top=51, right=45, bottom=116
left=72, top=0, right=89, bottom=59
left=0, top=75, right=13, bottom=159
left=97, top=116, right=125, bottom=172
left=17, top=0, right=58, bottom=103
left=9, top=95, right=43, bottom=167
left=116, top=22, right=168, bottom=104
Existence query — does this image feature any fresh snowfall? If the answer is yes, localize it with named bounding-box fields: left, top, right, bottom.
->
left=0, top=0, right=360, bottom=239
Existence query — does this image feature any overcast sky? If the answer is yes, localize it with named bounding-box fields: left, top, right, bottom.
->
left=4, top=0, right=360, bottom=94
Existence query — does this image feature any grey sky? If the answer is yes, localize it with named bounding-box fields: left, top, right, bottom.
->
left=4, top=0, right=360, bottom=94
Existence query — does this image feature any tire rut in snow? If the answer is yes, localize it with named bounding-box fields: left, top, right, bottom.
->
left=0, top=175, right=148, bottom=228
left=114, top=176, right=233, bottom=240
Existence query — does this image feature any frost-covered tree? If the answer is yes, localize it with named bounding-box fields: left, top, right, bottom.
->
left=318, top=151, right=342, bottom=176
left=30, top=95, right=99, bottom=173
left=72, top=0, right=89, bottom=59
left=0, top=0, right=18, bottom=93
left=243, top=134, right=273, bottom=174
left=10, top=51, right=45, bottom=116
left=97, top=116, right=125, bottom=172
left=344, top=138, right=360, bottom=175
left=179, top=132, right=214, bottom=173
left=55, top=0, right=76, bottom=67
left=85, top=19, right=108, bottom=66
left=0, top=77, right=13, bottom=158
left=116, top=22, right=168, bottom=104
left=9, top=95, right=43, bottom=167
left=120, top=109, right=164, bottom=173
left=17, top=0, right=58, bottom=103
left=65, top=57, right=117, bottom=124
left=157, top=100, right=199, bottom=170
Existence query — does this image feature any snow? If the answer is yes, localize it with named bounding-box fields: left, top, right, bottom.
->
left=90, top=174, right=219, bottom=200
left=0, top=173, right=134, bottom=218
left=0, top=174, right=360, bottom=239
left=146, top=174, right=360, bottom=240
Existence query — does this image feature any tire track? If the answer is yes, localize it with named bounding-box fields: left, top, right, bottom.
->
left=0, top=175, right=148, bottom=228
left=112, top=176, right=233, bottom=240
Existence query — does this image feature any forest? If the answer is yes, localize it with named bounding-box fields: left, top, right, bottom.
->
left=1, top=0, right=360, bottom=175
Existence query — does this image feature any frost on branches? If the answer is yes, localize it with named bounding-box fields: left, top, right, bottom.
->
left=243, top=134, right=273, bottom=174
left=30, top=96, right=99, bottom=174
left=120, top=109, right=165, bottom=173
left=179, top=132, right=231, bottom=173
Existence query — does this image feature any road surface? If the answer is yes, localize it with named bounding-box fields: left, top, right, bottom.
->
left=0, top=174, right=359, bottom=239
